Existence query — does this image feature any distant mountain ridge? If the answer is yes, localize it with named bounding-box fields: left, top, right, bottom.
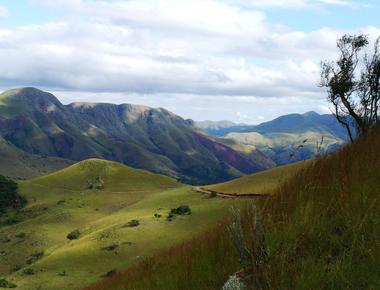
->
left=197, top=111, right=350, bottom=165
left=195, top=120, right=255, bottom=137
left=0, top=88, right=274, bottom=184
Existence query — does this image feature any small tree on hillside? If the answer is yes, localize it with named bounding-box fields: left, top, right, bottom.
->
left=320, top=34, right=380, bottom=142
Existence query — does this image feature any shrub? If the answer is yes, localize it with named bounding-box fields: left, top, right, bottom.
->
left=166, top=212, right=175, bottom=221
left=167, top=205, right=192, bottom=220
left=67, top=229, right=81, bottom=240
left=171, top=205, right=191, bottom=215
left=26, top=251, right=44, bottom=265
left=11, top=264, right=22, bottom=272
left=125, top=219, right=140, bottom=227
left=102, top=243, right=119, bottom=251
left=0, top=175, right=26, bottom=215
left=0, top=278, right=16, bottom=288
left=154, top=213, right=162, bottom=218
left=23, top=268, right=35, bottom=275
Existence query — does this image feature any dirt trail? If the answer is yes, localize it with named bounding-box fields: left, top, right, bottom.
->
left=193, top=187, right=269, bottom=199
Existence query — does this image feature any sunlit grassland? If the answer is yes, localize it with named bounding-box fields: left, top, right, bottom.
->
left=96, top=128, right=380, bottom=289
left=0, top=159, right=238, bottom=290
left=205, top=160, right=306, bottom=194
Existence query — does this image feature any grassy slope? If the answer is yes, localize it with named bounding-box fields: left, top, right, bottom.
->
left=259, top=127, right=380, bottom=289
left=205, top=160, right=306, bottom=194
left=94, top=127, right=380, bottom=290
left=0, top=159, right=238, bottom=290
left=0, top=137, right=73, bottom=179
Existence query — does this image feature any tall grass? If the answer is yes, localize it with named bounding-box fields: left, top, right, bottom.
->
left=85, top=222, right=239, bottom=290
left=86, top=127, right=380, bottom=289
left=258, top=126, right=380, bottom=289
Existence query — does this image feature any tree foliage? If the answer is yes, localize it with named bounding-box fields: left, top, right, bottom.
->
left=0, top=175, right=25, bottom=214
left=321, top=34, right=380, bottom=141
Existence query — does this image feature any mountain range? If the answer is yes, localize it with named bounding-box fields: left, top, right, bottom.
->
left=197, top=111, right=350, bottom=165
left=0, top=88, right=274, bottom=184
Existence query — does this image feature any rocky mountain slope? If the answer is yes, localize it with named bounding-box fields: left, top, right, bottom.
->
left=0, top=88, right=273, bottom=184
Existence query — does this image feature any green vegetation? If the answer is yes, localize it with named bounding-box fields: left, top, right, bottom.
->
left=66, top=230, right=81, bottom=240
left=0, top=278, right=17, bottom=288
left=0, top=87, right=274, bottom=185
left=205, top=160, right=306, bottom=195
left=0, top=136, right=73, bottom=180
left=0, top=159, right=240, bottom=290
left=125, top=219, right=140, bottom=227
left=170, top=205, right=191, bottom=215
left=92, top=127, right=380, bottom=289
left=0, top=175, right=26, bottom=214
left=85, top=223, right=238, bottom=290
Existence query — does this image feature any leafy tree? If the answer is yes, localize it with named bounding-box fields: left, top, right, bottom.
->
left=0, top=175, right=26, bottom=214
left=67, top=229, right=81, bottom=240
left=320, top=34, right=380, bottom=142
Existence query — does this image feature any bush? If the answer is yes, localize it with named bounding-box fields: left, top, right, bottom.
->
left=26, top=251, right=44, bottom=265
left=125, top=219, right=140, bottom=227
left=0, top=278, right=16, bottom=288
left=171, top=205, right=191, bottom=215
left=102, top=243, right=119, bottom=251
left=23, top=268, right=35, bottom=275
left=11, top=264, right=22, bottom=272
left=0, top=175, right=26, bottom=214
left=67, top=229, right=81, bottom=240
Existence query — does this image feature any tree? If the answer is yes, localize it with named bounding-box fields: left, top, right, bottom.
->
left=0, top=175, right=26, bottom=214
left=320, top=34, right=380, bottom=142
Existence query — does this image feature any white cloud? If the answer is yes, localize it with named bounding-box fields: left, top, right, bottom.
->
left=0, top=0, right=377, bottom=122
left=0, top=5, right=9, bottom=18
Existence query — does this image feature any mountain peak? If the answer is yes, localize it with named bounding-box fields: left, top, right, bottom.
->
left=303, top=111, right=320, bottom=117
left=0, top=87, right=63, bottom=114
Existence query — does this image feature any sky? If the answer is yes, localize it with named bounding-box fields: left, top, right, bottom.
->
left=0, top=0, right=379, bottom=123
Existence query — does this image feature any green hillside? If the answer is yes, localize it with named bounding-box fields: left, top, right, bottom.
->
left=204, top=160, right=306, bottom=195
left=96, top=127, right=380, bottom=289
left=0, top=159, right=239, bottom=290
left=0, top=137, right=73, bottom=179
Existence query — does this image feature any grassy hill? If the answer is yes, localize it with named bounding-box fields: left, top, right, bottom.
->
left=204, top=160, right=305, bottom=195
left=90, top=127, right=380, bottom=289
left=0, top=159, right=241, bottom=290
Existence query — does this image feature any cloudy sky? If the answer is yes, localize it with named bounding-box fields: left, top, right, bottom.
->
left=0, top=0, right=379, bottom=123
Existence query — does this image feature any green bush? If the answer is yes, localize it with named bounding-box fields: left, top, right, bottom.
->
left=102, top=243, right=119, bottom=251
left=23, top=268, right=35, bottom=275
left=26, top=251, right=44, bottom=264
left=167, top=205, right=192, bottom=221
left=171, top=205, right=192, bottom=215
left=125, top=219, right=140, bottom=227
left=0, top=175, right=26, bottom=215
left=0, top=278, right=16, bottom=288
left=67, top=229, right=81, bottom=240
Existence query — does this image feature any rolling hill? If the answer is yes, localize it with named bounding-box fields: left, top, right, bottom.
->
left=0, top=159, right=239, bottom=290
left=0, top=87, right=274, bottom=184
left=89, top=125, right=380, bottom=290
